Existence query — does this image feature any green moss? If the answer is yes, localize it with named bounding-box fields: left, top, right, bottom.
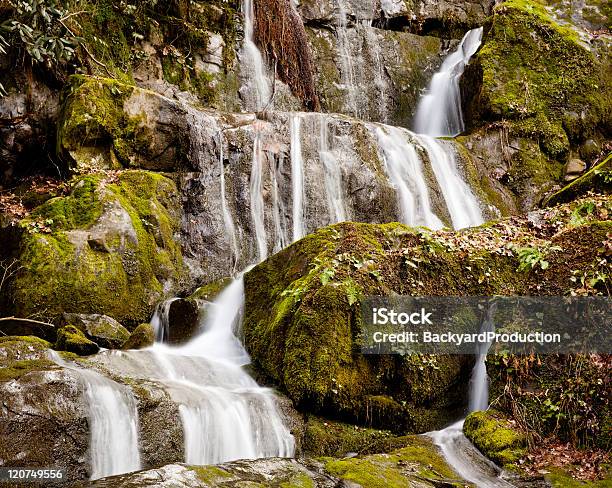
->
left=11, top=170, right=184, bottom=326
left=545, top=153, right=612, bottom=207
left=55, top=325, right=100, bottom=356
left=545, top=467, right=612, bottom=487
left=322, top=438, right=460, bottom=487
left=464, top=410, right=527, bottom=468
left=280, top=473, right=315, bottom=488
left=474, top=0, right=611, bottom=158
left=189, top=465, right=233, bottom=484
left=0, top=359, right=58, bottom=382
left=122, top=323, right=154, bottom=350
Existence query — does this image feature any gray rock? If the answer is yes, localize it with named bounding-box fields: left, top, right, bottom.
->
left=564, top=158, right=587, bottom=181
left=63, top=314, right=130, bottom=349
left=579, top=139, right=600, bottom=161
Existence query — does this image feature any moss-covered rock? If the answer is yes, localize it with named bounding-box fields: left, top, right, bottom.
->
left=544, top=153, right=612, bottom=207
left=303, top=416, right=421, bottom=457
left=8, top=170, right=185, bottom=326
left=466, top=0, right=611, bottom=159
left=63, top=313, right=130, bottom=349
left=122, top=323, right=155, bottom=350
left=463, top=410, right=527, bottom=468
left=243, top=195, right=611, bottom=431
left=55, top=325, right=100, bottom=356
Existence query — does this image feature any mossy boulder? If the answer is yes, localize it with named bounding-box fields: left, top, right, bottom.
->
left=465, top=0, right=611, bottom=159
left=122, top=323, right=155, bottom=350
left=243, top=195, right=611, bottom=432
left=303, top=416, right=419, bottom=458
left=463, top=410, right=527, bottom=468
left=55, top=325, right=100, bottom=356
left=7, top=170, right=185, bottom=326
left=0, top=336, right=56, bottom=382
left=62, top=313, right=130, bottom=349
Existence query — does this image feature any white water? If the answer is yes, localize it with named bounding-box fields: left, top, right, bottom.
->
left=429, top=302, right=516, bottom=488
left=219, top=132, right=240, bottom=270
left=290, top=114, right=305, bottom=241
left=319, top=116, right=348, bottom=223
left=417, top=135, right=483, bottom=229
left=250, top=127, right=268, bottom=261
left=414, top=27, right=484, bottom=137
left=362, top=21, right=389, bottom=123
left=334, top=0, right=360, bottom=118
left=271, top=152, right=290, bottom=253
left=241, top=0, right=272, bottom=111
left=151, top=297, right=178, bottom=343
left=49, top=352, right=141, bottom=480
left=373, top=125, right=444, bottom=229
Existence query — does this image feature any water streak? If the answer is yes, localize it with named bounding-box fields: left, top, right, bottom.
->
left=319, top=116, right=348, bottom=223
left=417, top=135, right=483, bottom=229
left=219, top=132, right=239, bottom=270
left=250, top=128, right=268, bottom=261
left=290, top=114, right=305, bottom=241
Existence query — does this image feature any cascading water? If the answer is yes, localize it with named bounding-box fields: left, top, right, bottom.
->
left=290, top=114, right=305, bottom=242
left=410, top=27, right=485, bottom=230
left=240, top=0, right=271, bottom=111
left=218, top=132, right=240, bottom=270
left=413, top=28, right=484, bottom=137
left=271, top=153, right=290, bottom=253
left=362, top=21, right=389, bottom=123
left=250, top=126, right=268, bottom=262
left=372, top=125, right=444, bottom=229
left=428, top=303, right=516, bottom=488
left=319, top=116, right=348, bottom=223
left=417, top=135, right=483, bottom=229
left=334, top=0, right=360, bottom=118
left=49, top=352, right=141, bottom=480
left=151, top=298, right=178, bottom=343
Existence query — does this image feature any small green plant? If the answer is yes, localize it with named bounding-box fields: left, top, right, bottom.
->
left=515, top=245, right=561, bottom=272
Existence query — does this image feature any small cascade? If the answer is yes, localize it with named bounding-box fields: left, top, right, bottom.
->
left=429, top=302, right=516, bottom=488
left=151, top=298, right=178, bottom=343
left=241, top=0, right=272, bottom=111
left=334, top=0, right=360, bottom=118
left=49, top=352, right=141, bottom=480
left=372, top=125, right=444, bottom=229
left=290, top=114, right=305, bottom=242
left=271, top=153, right=290, bottom=253
left=362, top=21, right=389, bottom=123
left=250, top=126, right=268, bottom=262
left=416, top=135, right=483, bottom=229
left=218, top=132, right=240, bottom=270
left=413, top=28, right=484, bottom=137
left=319, top=116, right=348, bottom=223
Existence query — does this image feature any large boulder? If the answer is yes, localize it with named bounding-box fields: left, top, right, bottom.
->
left=5, top=170, right=186, bottom=326
left=243, top=195, right=612, bottom=432
left=122, top=323, right=155, bottom=350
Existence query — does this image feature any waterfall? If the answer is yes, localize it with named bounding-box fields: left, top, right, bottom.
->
left=271, top=153, right=290, bottom=253
left=416, top=135, right=483, bottom=229
left=362, top=22, right=389, bottom=123
left=290, top=114, right=305, bottom=241
left=334, top=0, right=360, bottom=118
left=250, top=127, right=268, bottom=261
left=241, top=0, right=272, bottom=111
left=149, top=275, right=295, bottom=464
left=49, top=352, right=141, bottom=480
left=409, top=27, right=485, bottom=230
left=428, top=302, right=515, bottom=488
left=468, top=302, right=497, bottom=413
left=151, top=298, right=178, bottom=344
left=372, top=125, right=444, bottom=229
left=413, top=28, right=484, bottom=137
left=319, top=116, right=348, bottom=223
left=219, top=132, right=240, bottom=269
